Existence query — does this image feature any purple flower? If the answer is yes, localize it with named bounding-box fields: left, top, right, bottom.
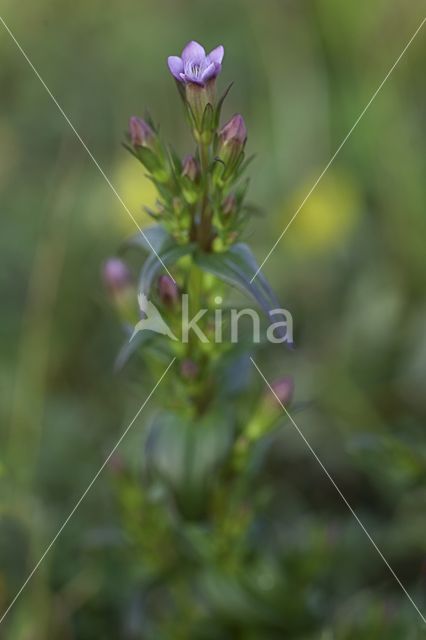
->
left=168, top=41, right=224, bottom=86
left=129, top=116, right=155, bottom=148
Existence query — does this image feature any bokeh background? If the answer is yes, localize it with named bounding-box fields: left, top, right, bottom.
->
left=1, top=0, right=426, bottom=637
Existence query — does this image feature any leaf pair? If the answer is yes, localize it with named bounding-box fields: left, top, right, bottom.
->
left=123, top=225, right=290, bottom=345
left=144, top=409, right=234, bottom=519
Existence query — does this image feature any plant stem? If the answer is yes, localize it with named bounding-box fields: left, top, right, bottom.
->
left=198, top=141, right=212, bottom=251
left=187, top=261, right=203, bottom=357
left=186, top=262, right=211, bottom=416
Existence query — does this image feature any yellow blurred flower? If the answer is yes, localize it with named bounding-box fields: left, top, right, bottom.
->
left=113, top=154, right=158, bottom=233
left=281, top=171, right=360, bottom=253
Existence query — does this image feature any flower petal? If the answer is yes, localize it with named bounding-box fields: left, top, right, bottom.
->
left=201, top=62, right=217, bottom=84
left=181, top=40, right=206, bottom=64
left=167, top=56, right=184, bottom=80
left=207, top=45, right=224, bottom=65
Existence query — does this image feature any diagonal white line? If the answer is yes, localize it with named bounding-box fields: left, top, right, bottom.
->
left=0, top=357, right=176, bottom=626
left=251, top=16, right=426, bottom=283
left=250, top=357, right=426, bottom=625
left=0, top=15, right=175, bottom=282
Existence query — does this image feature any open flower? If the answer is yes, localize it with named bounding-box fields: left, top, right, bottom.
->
left=168, top=41, right=224, bottom=86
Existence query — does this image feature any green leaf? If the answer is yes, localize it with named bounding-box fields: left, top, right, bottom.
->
left=194, top=243, right=281, bottom=319
left=214, top=82, right=233, bottom=129
left=201, top=103, right=214, bottom=142
left=167, top=145, right=182, bottom=176
left=235, top=154, right=256, bottom=181
left=114, top=329, right=152, bottom=372
left=138, top=240, right=195, bottom=295
left=174, top=78, right=187, bottom=105
left=124, top=225, right=194, bottom=297
left=144, top=409, right=234, bottom=518
left=135, top=146, right=162, bottom=173
left=121, top=224, right=170, bottom=254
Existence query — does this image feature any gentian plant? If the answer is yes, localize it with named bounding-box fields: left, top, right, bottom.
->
left=103, top=41, right=295, bottom=636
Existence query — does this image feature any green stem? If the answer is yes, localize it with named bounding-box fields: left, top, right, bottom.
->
left=198, top=141, right=212, bottom=250
left=187, top=261, right=203, bottom=356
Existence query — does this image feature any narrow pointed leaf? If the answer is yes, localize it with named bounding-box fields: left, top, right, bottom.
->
left=121, top=224, right=170, bottom=254
left=195, top=243, right=291, bottom=343
left=139, top=241, right=195, bottom=295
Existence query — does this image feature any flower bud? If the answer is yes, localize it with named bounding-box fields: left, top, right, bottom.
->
left=219, top=114, right=247, bottom=150
left=243, top=376, right=294, bottom=446
left=181, top=155, right=200, bottom=205
left=102, top=258, right=132, bottom=293
left=158, top=275, right=179, bottom=308
left=180, top=359, right=199, bottom=380
left=182, top=155, right=199, bottom=182
left=222, top=193, right=237, bottom=217
left=268, top=377, right=294, bottom=407
left=216, top=115, right=247, bottom=182
left=128, top=118, right=171, bottom=184
left=102, top=258, right=137, bottom=325
left=129, top=116, right=155, bottom=149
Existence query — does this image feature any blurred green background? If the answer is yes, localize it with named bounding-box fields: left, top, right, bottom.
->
left=1, top=0, right=426, bottom=637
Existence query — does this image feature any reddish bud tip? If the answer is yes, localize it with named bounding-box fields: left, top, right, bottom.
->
left=158, top=275, right=179, bottom=307
left=219, top=114, right=247, bottom=146
left=269, top=376, right=294, bottom=406
left=182, top=155, right=199, bottom=181
left=222, top=193, right=237, bottom=216
left=180, top=359, right=199, bottom=380
left=129, top=116, right=155, bottom=148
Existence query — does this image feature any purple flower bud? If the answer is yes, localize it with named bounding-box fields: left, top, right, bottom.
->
left=168, top=41, right=224, bottom=87
left=102, top=258, right=132, bottom=293
left=180, top=359, right=199, bottom=380
left=129, top=116, right=155, bottom=148
left=268, top=376, right=294, bottom=406
left=222, top=193, right=237, bottom=216
left=158, top=275, right=179, bottom=307
left=216, top=115, right=247, bottom=178
left=181, top=155, right=199, bottom=181
left=219, top=114, right=247, bottom=147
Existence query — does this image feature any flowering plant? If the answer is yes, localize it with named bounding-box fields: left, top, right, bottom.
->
left=103, top=40, right=293, bottom=635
